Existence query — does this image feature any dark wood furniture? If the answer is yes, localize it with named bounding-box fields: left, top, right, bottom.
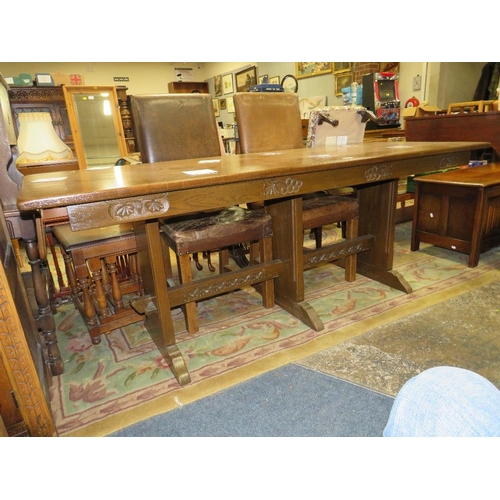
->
left=167, top=81, right=209, bottom=94
left=0, top=102, right=64, bottom=376
left=0, top=203, right=57, bottom=436
left=51, top=222, right=145, bottom=344
left=0, top=108, right=56, bottom=436
left=234, top=92, right=365, bottom=283
left=411, top=163, right=500, bottom=267
left=130, top=93, right=278, bottom=337
left=17, top=140, right=488, bottom=386
left=405, top=111, right=500, bottom=161
left=7, top=85, right=74, bottom=151
left=116, top=86, right=137, bottom=155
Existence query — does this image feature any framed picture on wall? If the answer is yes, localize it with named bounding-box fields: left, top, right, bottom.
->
left=214, top=75, right=223, bottom=97
left=222, top=73, right=234, bottom=95
left=335, top=73, right=353, bottom=96
left=333, top=63, right=352, bottom=74
left=295, top=63, right=332, bottom=79
left=226, top=96, right=235, bottom=113
left=258, top=74, right=268, bottom=84
left=269, top=76, right=280, bottom=84
left=220, top=98, right=226, bottom=110
left=235, top=66, right=257, bottom=92
left=212, top=98, right=220, bottom=117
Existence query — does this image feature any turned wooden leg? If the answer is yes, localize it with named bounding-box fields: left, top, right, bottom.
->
left=60, top=246, right=78, bottom=294
left=72, top=250, right=100, bottom=343
left=24, top=237, right=64, bottom=375
left=104, top=255, right=124, bottom=310
left=88, top=257, right=109, bottom=318
left=129, top=252, right=143, bottom=292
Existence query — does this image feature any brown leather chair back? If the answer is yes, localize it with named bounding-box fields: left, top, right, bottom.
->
left=131, top=94, right=222, bottom=163
left=234, top=92, right=303, bottom=154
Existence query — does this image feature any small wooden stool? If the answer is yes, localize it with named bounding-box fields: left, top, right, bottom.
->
left=411, top=163, right=500, bottom=267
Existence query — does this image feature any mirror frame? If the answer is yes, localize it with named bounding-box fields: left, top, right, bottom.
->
left=63, top=85, right=128, bottom=169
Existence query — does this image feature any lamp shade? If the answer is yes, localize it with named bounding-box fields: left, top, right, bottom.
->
left=16, top=112, right=74, bottom=164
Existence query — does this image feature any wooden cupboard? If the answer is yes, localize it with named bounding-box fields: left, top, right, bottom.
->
left=167, top=81, right=209, bottom=94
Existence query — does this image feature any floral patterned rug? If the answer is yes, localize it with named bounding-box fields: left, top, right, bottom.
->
left=49, top=222, right=500, bottom=436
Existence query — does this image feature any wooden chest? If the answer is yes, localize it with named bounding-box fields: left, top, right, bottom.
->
left=411, top=164, right=500, bottom=267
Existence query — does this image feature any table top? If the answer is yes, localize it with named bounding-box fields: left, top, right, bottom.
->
left=17, top=141, right=490, bottom=212
left=415, top=163, right=500, bottom=188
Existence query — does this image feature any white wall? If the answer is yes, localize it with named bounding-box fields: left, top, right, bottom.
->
left=0, top=61, right=487, bottom=127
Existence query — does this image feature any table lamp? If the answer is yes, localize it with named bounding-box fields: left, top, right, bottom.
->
left=15, top=112, right=73, bottom=164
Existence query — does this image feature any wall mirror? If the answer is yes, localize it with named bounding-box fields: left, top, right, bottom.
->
left=63, top=85, right=128, bottom=169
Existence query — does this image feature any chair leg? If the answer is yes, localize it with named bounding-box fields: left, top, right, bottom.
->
left=129, top=253, right=143, bottom=292
left=177, top=253, right=199, bottom=334
left=249, top=241, right=259, bottom=265
left=88, top=257, right=109, bottom=318
left=72, top=250, right=101, bottom=343
left=344, top=217, right=358, bottom=282
left=60, top=246, right=78, bottom=294
left=46, top=231, right=67, bottom=293
left=313, top=227, right=323, bottom=249
left=219, top=248, right=230, bottom=273
left=104, top=255, right=124, bottom=310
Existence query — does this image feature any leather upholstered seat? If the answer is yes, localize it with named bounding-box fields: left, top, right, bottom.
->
left=130, top=93, right=278, bottom=334
left=234, top=92, right=363, bottom=282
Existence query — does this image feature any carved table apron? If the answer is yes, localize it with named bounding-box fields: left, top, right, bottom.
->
left=17, top=141, right=489, bottom=385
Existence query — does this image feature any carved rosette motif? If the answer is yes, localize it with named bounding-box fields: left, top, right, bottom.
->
left=364, top=163, right=393, bottom=182
left=108, top=193, right=170, bottom=221
left=438, top=156, right=460, bottom=168
left=263, top=177, right=303, bottom=197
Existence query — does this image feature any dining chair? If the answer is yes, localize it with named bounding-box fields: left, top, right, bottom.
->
left=234, top=92, right=363, bottom=282
left=50, top=221, right=144, bottom=345
left=130, top=93, right=279, bottom=334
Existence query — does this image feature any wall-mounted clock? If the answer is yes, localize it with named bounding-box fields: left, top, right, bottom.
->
left=281, top=74, right=298, bottom=93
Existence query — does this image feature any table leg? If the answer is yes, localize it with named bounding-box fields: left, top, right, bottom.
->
left=24, top=235, right=65, bottom=376
left=356, top=179, right=412, bottom=294
left=132, top=220, right=190, bottom=386
left=266, top=197, right=324, bottom=332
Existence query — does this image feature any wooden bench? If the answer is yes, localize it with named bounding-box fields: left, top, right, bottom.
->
left=411, top=164, right=500, bottom=267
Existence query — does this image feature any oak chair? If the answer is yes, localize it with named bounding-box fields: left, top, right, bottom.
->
left=51, top=222, right=144, bottom=344
left=447, top=100, right=496, bottom=114
left=130, top=93, right=280, bottom=334
left=234, top=92, right=363, bottom=282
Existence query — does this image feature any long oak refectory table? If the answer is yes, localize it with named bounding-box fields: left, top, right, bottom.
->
left=16, top=140, right=490, bottom=385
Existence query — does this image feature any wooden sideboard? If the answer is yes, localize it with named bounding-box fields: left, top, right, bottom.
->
left=405, top=111, right=500, bottom=161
